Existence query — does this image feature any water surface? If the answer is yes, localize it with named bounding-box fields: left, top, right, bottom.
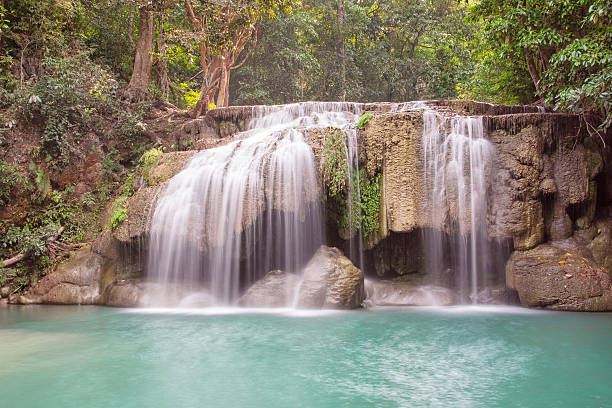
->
left=1, top=305, right=611, bottom=407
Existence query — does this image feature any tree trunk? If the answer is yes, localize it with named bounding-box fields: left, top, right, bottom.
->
left=216, top=61, right=230, bottom=108
left=127, top=8, right=155, bottom=101
left=157, top=13, right=169, bottom=103
left=336, top=0, right=346, bottom=101
left=525, top=54, right=541, bottom=93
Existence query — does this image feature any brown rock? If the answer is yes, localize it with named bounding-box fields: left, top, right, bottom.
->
left=296, top=246, right=365, bottom=309
left=21, top=246, right=104, bottom=305
left=143, top=151, right=196, bottom=186
left=506, top=243, right=612, bottom=311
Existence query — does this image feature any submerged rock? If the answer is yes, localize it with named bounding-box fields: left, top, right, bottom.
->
left=506, top=243, right=612, bottom=311
left=296, top=246, right=365, bottom=309
left=363, top=281, right=455, bottom=307
left=237, top=270, right=300, bottom=308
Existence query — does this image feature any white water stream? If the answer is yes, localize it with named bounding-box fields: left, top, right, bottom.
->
left=147, top=102, right=361, bottom=304
left=146, top=101, right=494, bottom=306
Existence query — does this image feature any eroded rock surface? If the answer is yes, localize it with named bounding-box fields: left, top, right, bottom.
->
left=506, top=241, right=612, bottom=311
left=296, top=246, right=365, bottom=309
left=237, top=270, right=300, bottom=308
left=20, top=246, right=103, bottom=305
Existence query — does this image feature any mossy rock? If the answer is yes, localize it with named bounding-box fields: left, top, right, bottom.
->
left=142, top=151, right=196, bottom=186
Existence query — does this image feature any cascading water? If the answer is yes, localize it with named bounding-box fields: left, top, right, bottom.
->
left=147, top=102, right=361, bottom=305
left=421, top=110, right=493, bottom=302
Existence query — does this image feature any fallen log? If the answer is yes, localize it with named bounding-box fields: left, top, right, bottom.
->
left=1, top=226, right=65, bottom=268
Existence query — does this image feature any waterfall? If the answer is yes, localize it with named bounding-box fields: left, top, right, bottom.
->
left=421, top=111, right=493, bottom=302
left=146, top=102, right=361, bottom=305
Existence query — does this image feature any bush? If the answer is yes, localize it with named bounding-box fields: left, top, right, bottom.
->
left=356, top=113, right=374, bottom=130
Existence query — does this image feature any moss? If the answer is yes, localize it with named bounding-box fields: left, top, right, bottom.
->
left=325, top=167, right=381, bottom=239
left=356, top=113, right=374, bottom=130
left=359, top=170, right=381, bottom=237
left=322, top=128, right=348, bottom=197
left=139, top=146, right=163, bottom=185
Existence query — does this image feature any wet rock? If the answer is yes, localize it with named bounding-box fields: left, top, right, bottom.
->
left=296, top=246, right=365, bottom=309
left=488, top=125, right=549, bottom=250
left=364, top=112, right=424, bottom=242
left=113, top=185, right=164, bottom=244
left=590, top=218, right=612, bottom=272
left=237, top=270, right=300, bottom=308
left=363, top=281, right=455, bottom=307
left=97, top=280, right=143, bottom=307
left=20, top=246, right=104, bottom=305
left=143, top=151, right=196, bottom=186
left=506, top=243, right=612, bottom=311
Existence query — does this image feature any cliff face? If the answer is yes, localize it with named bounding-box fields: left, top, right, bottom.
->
left=20, top=101, right=612, bottom=311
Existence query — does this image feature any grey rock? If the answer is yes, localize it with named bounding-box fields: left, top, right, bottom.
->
left=237, top=270, right=300, bottom=308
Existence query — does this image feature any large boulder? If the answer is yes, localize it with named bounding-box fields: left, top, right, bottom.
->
left=506, top=242, right=612, bottom=311
left=363, top=280, right=455, bottom=307
left=19, top=246, right=103, bottom=305
left=296, top=246, right=365, bottom=309
left=237, top=270, right=300, bottom=308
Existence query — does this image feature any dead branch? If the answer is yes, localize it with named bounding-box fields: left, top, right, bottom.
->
left=1, top=226, right=65, bottom=268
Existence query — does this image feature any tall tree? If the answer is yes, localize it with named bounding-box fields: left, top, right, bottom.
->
left=127, top=4, right=155, bottom=100
left=184, top=0, right=286, bottom=117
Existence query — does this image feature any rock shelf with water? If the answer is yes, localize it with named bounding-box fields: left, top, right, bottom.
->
left=17, top=100, right=612, bottom=311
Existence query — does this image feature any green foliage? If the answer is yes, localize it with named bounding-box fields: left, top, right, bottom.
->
left=6, top=51, right=121, bottom=165
left=0, top=161, right=23, bottom=207
left=181, top=83, right=201, bottom=110
left=109, top=196, right=128, bottom=230
left=102, top=147, right=124, bottom=182
left=356, top=113, right=373, bottom=130
left=81, top=192, right=96, bottom=209
left=326, top=167, right=381, bottom=239
left=323, top=129, right=348, bottom=198
left=139, top=146, right=163, bottom=185
left=471, top=0, right=611, bottom=131
left=358, top=170, right=381, bottom=237
left=122, top=174, right=136, bottom=197
left=232, top=0, right=476, bottom=104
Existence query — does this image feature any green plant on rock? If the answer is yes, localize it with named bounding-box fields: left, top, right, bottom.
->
left=359, top=170, right=381, bottom=238
left=322, top=128, right=348, bottom=197
left=109, top=196, right=128, bottom=230
left=356, top=113, right=374, bottom=130
left=140, top=147, right=163, bottom=171
left=122, top=174, right=136, bottom=197
left=326, top=167, right=382, bottom=240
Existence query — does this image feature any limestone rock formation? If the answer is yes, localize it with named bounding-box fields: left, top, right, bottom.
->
left=363, top=112, right=423, bottom=242
left=296, top=246, right=365, bottom=309
left=506, top=241, right=612, bottom=311
left=237, top=270, right=300, bottom=308
left=19, top=246, right=103, bottom=305
left=113, top=185, right=163, bottom=244
left=142, top=151, right=196, bottom=186
left=97, top=280, right=144, bottom=307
